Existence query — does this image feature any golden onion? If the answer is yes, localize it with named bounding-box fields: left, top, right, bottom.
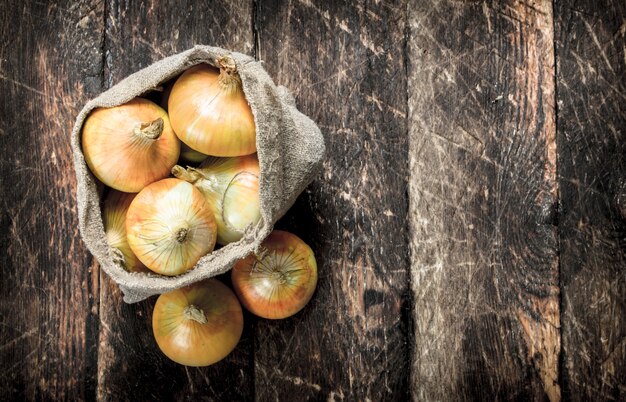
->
left=82, top=98, right=180, bottom=192
left=168, top=58, right=256, bottom=157
left=179, top=142, right=209, bottom=164
left=152, top=279, right=243, bottom=366
left=102, top=190, right=148, bottom=273
left=125, top=178, right=217, bottom=276
left=231, top=230, right=318, bottom=319
left=172, top=154, right=260, bottom=245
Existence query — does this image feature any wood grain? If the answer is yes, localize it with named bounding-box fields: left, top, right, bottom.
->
left=0, top=1, right=103, bottom=400
left=2, top=0, right=626, bottom=399
left=408, top=0, right=560, bottom=400
left=96, top=1, right=255, bottom=400
left=555, top=1, right=626, bottom=400
left=255, top=0, right=411, bottom=400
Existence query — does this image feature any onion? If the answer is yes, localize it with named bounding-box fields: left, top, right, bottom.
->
left=125, top=178, right=217, bottom=276
left=179, top=142, right=208, bottom=164
left=102, top=190, right=148, bottom=273
left=81, top=98, right=180, bottom=192
left=168, top=58, right=256, bottom=157
left=152, top=279, right=243, bottom=366
left=172, top=154, right=260, bottom=245
left=231, top=230, right=317, bottom=319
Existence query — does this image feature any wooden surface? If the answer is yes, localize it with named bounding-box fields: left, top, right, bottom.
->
left=0, top=0, right=624, bottom=401
left=409, top=0, right=560, bottom=400
left=556, top=0, right=626, bottom=400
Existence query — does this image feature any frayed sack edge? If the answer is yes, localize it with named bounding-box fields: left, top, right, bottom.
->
left=70, top=45, right=325, bottom=303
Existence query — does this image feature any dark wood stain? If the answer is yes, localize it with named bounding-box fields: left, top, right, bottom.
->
left=1, top=0, right=625, bottom=400
left=555, top=0, right=626, bottom=400
left=408, top=0, right=560, bottom=400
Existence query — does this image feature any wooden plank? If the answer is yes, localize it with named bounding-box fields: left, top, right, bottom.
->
left=555, top=1, right=626, bottom=400
left=96, top=1, right=255, bottom=400
left=0, top=1, right=103, bottom=400
left=408, top=0, right=560, bottom=400
left=255, top=1, right=410, bottom=400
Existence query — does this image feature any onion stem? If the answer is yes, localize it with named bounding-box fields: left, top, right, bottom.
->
left=217, top=55, right=242, bottom=93
left=134, top=118, right=164, bottom=140
left=171, top=165, right=203, bottom=184
left=183, top=305, right=208, bottom=324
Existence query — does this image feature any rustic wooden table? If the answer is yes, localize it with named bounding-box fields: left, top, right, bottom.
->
left=1, top=0, right=624, bottom=400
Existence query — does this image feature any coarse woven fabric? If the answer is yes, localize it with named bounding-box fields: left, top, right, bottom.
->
left=70, top=45, right=325, bottom=303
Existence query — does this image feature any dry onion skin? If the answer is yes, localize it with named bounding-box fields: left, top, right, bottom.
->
left=81, top=97, right=180, bottom=192
left=102, top=190, right=148, bottom=273
left=168, top=58, right=256, bottom=157
left=126, top=178, right=217, bottom=276
left=172, top=154, right=261, bottom=245
left=231, top=230, right=317, bottom=319
left=152, top=279, right=243, bottom=366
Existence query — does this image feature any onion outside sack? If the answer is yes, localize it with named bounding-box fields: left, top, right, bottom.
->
left=81, top=97, right=180, bottom=192
left=152, top=279, right=243, bottom=366
left=231, top=230, right=318, bottom=319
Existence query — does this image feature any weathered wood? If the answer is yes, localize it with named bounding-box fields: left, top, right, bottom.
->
left=0, top=1, right=103, bottom=400
left=555, top=1, right=626, bottom=400
left=255, top=0, right=411, bottom=400
left=408, top=0, right=560, bottom=400
left=96, top=1, right=255, bottom=400
left=4, top=0, right=626, bottom=398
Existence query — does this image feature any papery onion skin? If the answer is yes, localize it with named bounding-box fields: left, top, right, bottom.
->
left=172, top=154, right=261, bottom=245
left=82, top=97, right=180, bottom=192
left=168, top=60, right=256, bottom=157
left=152, top=279, right=243, bottom=366
left=102, top=190, right=148, bottom=273
left=231, top=230, right=317, bottom=319
left=126, top=178, right=217, bottom=276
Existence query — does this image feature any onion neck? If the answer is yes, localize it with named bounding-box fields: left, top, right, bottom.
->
left=133, top=118, right=164, bottom=140
left=183, top=305, right=208, bottom=324
left=218, top=56, right=243, bottom=94
left=171, top=165, right=203, bottom=184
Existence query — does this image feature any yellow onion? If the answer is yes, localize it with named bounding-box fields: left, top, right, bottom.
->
left=102, top=190, right=148, bottom=273
left=125, top=178, right=217, bottom=276
left=152, top=279, right=243, bottom=366
left=168, top=58, right=256, bottom=157
left=172, top=154, right=260, bottom=245
left=231, top=230, right=318, bottom=319
left=82, top=98, right=180, bottom=192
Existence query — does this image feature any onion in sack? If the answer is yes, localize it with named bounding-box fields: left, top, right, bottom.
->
left=172, top=154, right=260, bottom=245
left=81, top=98, right=180, bottom=192
left=168, top=57, right=256, bottom=157
left=126, top=178, right=217, bottom=276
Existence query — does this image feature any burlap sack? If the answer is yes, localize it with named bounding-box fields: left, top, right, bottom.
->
left=71, top=45, right=325, bottom=303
